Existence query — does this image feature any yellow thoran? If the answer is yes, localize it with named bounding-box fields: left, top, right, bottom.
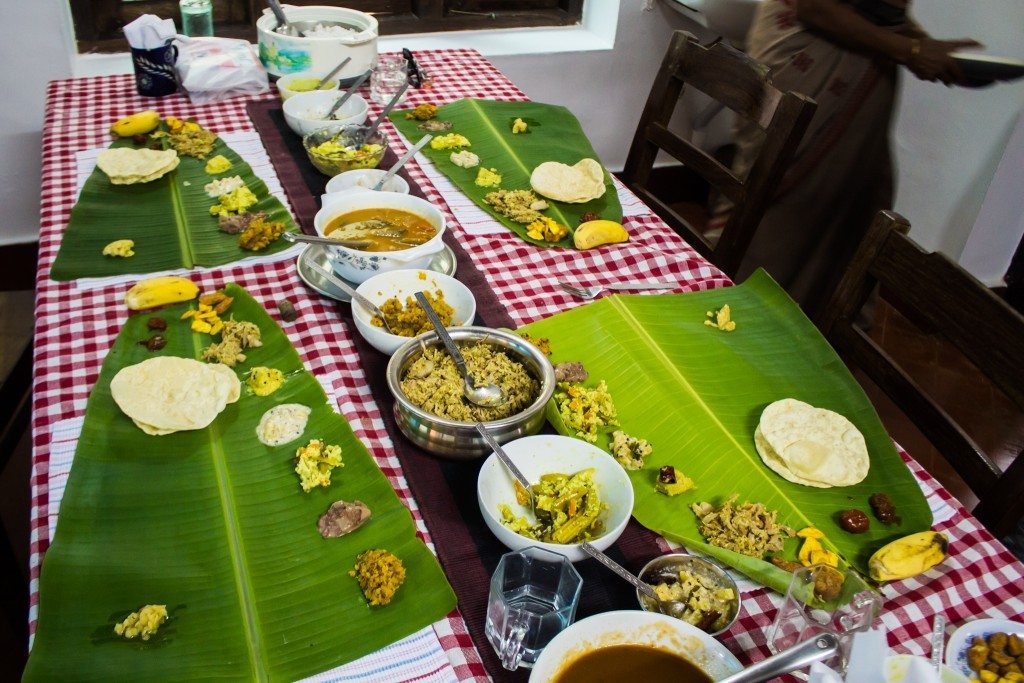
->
left=114, top=604, right=168, bottom=641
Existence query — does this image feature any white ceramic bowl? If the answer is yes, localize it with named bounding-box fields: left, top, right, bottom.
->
left=282, top=90, right=368, bottom=137
left=353, top=270, right=476, bottom=355
left=313, top=191, right=446, bottom=284
left=477, top=434, right=633, bottom=563
left=945, top=618, right=1024, bottom=679
left=529, top=610, right=743, bottom=681
left=276, top=72, right=341, bottom=101
left=325, top=168, right=410, bottom=195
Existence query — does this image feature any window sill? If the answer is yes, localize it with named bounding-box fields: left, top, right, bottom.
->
left=72, top=1, right=619, bottom=77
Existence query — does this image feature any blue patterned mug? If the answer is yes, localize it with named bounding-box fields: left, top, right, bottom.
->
left=130, top=42, right=179, bottom=97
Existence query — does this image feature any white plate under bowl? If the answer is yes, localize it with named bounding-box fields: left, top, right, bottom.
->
left=529, top=610, right=742, bottom=681
left=296, top=244, right=456, bottom=303
left=945, top=617, right=1024, bottom=679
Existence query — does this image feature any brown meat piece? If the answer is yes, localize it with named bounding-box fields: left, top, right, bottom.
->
left=770, top=556, right=803, bottom=573
left=553, top=361, right=588, bottom=384
left=317, top=500, right=371, bottom=539
left=218, top=210, right=266, bottom=235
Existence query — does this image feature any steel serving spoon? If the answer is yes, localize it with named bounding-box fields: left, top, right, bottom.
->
left=314, top=56, right=351, bottom=90
left=717, top=633, right=840, bottom=683
left=358, top=80, right=411, bottom=143
left=474, top=422, right=550, bottom=522
left=301, top=259, right=398, bottom=335
left=578, top=543, right=688, bottom=619
left=325, top=69, right=372, bottom=120
left=414, top=291, right=505, bottom=408
left=371, top=134, right=432, bottom=191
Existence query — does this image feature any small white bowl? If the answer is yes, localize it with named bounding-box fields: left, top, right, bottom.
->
left=529, top=610, right=743, bottom=682
left=353, top=271, right=476, bottom=355
left=325, top=168, right=410, bottom=195
left=477, top=434, right=633, bottom=563
left=282, top=90, right=368, bottom=137
left=313, top=191, right=446, bottom=284
left=276, top=72, right=341, bottom=101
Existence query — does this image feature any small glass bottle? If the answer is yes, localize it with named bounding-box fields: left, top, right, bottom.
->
left=180, top=0, right=214, bottom=37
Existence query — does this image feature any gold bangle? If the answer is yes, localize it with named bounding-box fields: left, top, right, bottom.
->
left=909, top=38, right=922, bottom=59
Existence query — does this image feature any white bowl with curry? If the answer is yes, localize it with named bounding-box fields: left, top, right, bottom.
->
left=353, top=270, right=476, bottom=355
left=313, top=191, right=447, bottom=284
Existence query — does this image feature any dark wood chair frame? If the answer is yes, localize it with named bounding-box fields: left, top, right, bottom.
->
left=819, top=210, right=1024, bottom=538
left=621, top=31, right=816, bottom=277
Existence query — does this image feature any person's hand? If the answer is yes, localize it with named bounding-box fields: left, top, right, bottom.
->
left=907, top=38, right=982, bottom=85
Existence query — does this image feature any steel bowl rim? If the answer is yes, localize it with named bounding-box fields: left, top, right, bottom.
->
left=635, top=552, right=742, bottom=636
left=386, top=326, right=556, bottom=430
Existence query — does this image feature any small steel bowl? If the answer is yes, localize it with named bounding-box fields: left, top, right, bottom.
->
left=386, top=327, right=556, bottom=459
left=636, top=553, right=741, bottom=636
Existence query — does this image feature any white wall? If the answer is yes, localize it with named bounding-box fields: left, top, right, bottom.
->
left=1, top=0, right=1021, bottom=287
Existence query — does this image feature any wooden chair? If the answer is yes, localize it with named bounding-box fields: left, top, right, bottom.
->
left=620, top=31, right=816, bottom=277
left=819, top=210, right=1024, bottom=538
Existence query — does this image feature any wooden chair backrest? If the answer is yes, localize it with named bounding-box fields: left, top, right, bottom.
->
left=620, top=31, right=816, bottom=277
left=819, top=210, right=1024, bottom=537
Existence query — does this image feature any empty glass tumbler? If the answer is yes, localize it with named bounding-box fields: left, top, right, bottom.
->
left=485, top=546, right=583, bottom=670
left=370, top=54, right=409, bottom=105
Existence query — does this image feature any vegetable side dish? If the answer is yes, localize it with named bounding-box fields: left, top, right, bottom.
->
left=499, top=468, right=605, bottom=545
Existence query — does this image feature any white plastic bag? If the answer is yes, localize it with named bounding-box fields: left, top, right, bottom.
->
left=174, top=36, right=268, bottom=104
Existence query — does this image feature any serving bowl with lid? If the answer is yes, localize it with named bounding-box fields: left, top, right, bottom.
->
left=257, top=6, right=378, bottom=80
left=283, top=90, right=368, bottom=136
left=386, top=327, right=555, bottom=459
left=312, top=190, right=446, bottom=283
left=477, top=434, right=633, bottom=563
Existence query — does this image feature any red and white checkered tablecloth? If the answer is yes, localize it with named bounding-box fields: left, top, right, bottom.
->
left=32, top=49, right=1024, bottom=679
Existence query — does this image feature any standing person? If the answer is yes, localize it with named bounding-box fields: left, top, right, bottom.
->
left=709, top=0, right=979, bottom=316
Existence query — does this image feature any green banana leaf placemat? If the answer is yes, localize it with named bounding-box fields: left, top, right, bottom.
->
left=390, top=98, right=622, bottom=248
left=50, top=136, right=298, bottom=281
left=25, top=284, right=455, bottom=681
left=520, top=270, right=932, bottom=594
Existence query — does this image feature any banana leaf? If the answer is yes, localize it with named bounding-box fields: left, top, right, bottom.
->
left=519, top=270, right=932, bottom=594
left=51, top=137, right=298, bottom=281
left=390, top=99, right=622, bottom=248
left=25, top=284, right=456, bottom=681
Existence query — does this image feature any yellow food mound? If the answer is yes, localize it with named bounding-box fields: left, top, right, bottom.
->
left=114, top=604, right=168, bottom=641
left=349, top=549, right=406, bottom=606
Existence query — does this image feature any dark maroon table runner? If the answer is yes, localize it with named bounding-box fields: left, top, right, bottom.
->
left=247, top=101, right=665, bottom=680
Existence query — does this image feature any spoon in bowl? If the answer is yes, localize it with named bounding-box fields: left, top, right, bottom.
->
left=414, top=291, right=505, bottom=407
left=475, top=422, right=549, bottom=523
left=325, top=69, right=372, bottom=120
left=371, top=134, right=432, bottom=191
left=314, top=56, right=351, bottom=91
left=300, top=259, right=398, bottom=334
left=578, top=543, right=686, bottom=619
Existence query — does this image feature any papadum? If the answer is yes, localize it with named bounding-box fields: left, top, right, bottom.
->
left=97, top=148, right=180, bottom=185
left=110, top=357, right=240, bottom=435
left=530, top=158, right=606, bottom=203
left=754, top=398, right=869, bottom=488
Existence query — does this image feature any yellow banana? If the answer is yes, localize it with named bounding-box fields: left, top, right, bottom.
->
left=573, top=220, right=629, bottom=250
left=868, top=531, right=947, bottom=582
left=125, top=276, right=200, bottom=311
left=110, top=110, right=161, bottom=138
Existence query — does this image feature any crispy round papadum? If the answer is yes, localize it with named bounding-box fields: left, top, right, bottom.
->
left=110, top=357, right=241, bottom=435
left=755, top=399, right=869, bottom=487
left=530, top=158, right=606, bottom=203
left=96, top=148, right=180, bottom=185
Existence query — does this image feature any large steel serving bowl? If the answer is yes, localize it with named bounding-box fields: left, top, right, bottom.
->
left=386, top=327, right=556, bottom=459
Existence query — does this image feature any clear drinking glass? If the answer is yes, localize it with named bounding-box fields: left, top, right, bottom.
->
left=180, top=0, right=213, bottom=37
left=767, top=564, right=882, bottom=675
left=485, top=546, right=583, bottom=671
left=370, top=54, right=409, bottom=105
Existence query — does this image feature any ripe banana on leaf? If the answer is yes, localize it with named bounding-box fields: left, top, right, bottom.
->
left=125, top=276, right=200, bottom=311
left=868, top=531, right=948, bottom=582
left=110, top=110, right=161, bottom=138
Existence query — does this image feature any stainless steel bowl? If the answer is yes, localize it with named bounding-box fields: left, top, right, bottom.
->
left=636, top=553, right=741, bottom=636
left=386, top=327, right=556, bottom=459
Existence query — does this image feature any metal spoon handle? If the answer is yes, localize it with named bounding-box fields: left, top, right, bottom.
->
left=364, top=80, right=412, bottom=139
left=414, top=291, right=471, bottom=382
left=580, top=542, right=659, bottom=601
left=475, top=422, right=531, bottom=489
left=717, top=633, right=840, bottom=683
left=931, top=614, right=946, bottom=674
left=327, top=70, right=371, bottom=119
left=372, top=134, right=432, bottom=191
left=267, top=0, right=291, bottom=31
left=315, top=56, right=351, bottom=90
left=303, top=259, right=386, bottom=320
left=282, top=232, right=371, bottom=249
